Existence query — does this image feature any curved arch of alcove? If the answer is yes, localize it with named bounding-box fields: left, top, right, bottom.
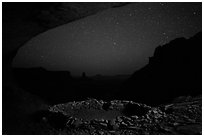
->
left=3, top=2, right=129, bottom=64
left=3, top=3, right=128, bottom=85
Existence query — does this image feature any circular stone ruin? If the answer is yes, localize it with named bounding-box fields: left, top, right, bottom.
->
left=47, top=99, right=152, bottom=130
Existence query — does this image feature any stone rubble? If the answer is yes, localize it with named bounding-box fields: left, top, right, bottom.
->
left=47, top=97, right=201, bottom=135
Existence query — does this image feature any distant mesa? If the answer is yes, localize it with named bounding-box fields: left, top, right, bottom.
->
left=82, top=72, right=86, bottom=78
left=123, top=32, right=202, bottom=105
left=12, top=67, right=73, bottom=102
left=80, top=72, right=92, bottom=81
left=13, top=67, right=73, bottom=82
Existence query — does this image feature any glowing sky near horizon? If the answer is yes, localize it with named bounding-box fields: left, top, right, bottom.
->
left=13, top=3, right=201, bottom=76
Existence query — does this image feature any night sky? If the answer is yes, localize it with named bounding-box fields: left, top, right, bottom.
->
left=13, top=2, right=202, bottom=76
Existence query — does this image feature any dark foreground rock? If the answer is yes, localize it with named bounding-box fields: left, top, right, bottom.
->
left=44, top=96, right=201, bottom=135
left=123, top=32, right=201, bottom=105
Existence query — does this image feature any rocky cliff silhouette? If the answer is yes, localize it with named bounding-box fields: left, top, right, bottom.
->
left=122, top=32, right=202, bottom=105
left=13, top=67, right=73, bottom=103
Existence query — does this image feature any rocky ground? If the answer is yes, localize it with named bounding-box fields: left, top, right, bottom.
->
left=38, top=95, right=202, bottom=135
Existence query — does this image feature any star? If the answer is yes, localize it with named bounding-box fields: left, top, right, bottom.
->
left=13, top=2, right=201, bottom=76
left=113, top=41, right=117, bottom=45
left=159, top=3, right=165, bottom=6
left=129, top=13, right=133, bottom=17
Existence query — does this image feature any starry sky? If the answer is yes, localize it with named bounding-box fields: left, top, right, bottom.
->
left=13, top=2, right=202, bottom=76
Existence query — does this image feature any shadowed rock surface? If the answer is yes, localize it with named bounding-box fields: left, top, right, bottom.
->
left=3, top=5, right=132, bottom=134
left=43, top=97, right=201, bottom=135
left=3, top=32, right=202, bottom=135
left=3, top=3, right=201, bottom=134
left=12, top=67, right=73, bottom=103
left=122, top=32, right=202, bottom=105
